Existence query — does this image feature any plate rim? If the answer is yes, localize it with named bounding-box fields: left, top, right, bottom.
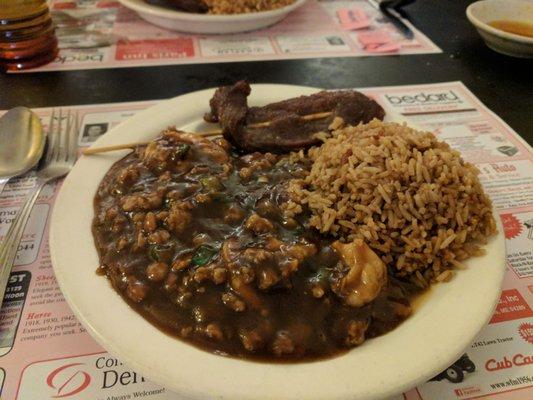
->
left=50, top=84, right=507, bottom=400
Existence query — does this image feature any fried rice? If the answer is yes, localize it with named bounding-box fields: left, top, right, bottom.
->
left=205, top=0, right=296, bottom=14
left=285, top=120, right=497, bottom=286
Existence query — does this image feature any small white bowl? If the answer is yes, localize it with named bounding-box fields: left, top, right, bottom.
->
left=118, top=0, right=307, bottom=34
left=466, top=0, right=533, bottom=58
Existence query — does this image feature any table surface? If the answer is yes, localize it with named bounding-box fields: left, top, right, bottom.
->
left=0, top=0, right=532, bottom=144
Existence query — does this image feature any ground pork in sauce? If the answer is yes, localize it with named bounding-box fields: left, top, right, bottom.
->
left=92, top=128, right=416, bottom=361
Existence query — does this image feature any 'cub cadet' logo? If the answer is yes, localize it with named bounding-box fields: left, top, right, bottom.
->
left=46, top=363, right=91, bottom=398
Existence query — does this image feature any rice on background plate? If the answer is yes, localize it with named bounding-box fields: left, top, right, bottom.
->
left=205, top=0, right=296, bottom=14
left=285, top=120, right=497, bottom=287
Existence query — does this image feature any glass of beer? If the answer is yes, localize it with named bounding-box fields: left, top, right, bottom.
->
left=0, top=0, right=58, bottom=71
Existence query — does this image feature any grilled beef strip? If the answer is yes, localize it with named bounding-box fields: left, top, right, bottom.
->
left=204, top=81, right=385, bottom=153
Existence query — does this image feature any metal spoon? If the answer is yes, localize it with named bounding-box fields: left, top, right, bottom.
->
left=0, top=107, right=45, bottom=194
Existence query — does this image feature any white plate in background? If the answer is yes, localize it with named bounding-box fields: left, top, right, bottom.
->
left=118, top=0, right=307, bottom=34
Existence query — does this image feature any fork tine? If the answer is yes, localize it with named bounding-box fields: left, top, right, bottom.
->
left=66, top=111, right=79, bottom=164
left=48, top=108, right=55, bottom=135
left=50, top=108, right=62, bottom=163
left=46, top=108, right=57, bottom=164
left=60, top=109, right=72, bottom=162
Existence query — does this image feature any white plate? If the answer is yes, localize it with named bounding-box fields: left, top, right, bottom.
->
left=467, top=0, right=533, bottom=58
left=50, top=84, right=506, bottom=400
left=118, top=0, right=308, bottom=34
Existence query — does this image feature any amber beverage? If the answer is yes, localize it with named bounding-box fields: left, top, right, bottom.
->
left=0, top=0, right=58, bottom=71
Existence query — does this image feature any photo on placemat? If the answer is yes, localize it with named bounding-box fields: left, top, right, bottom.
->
left=81, top=122, right=108, bottom=143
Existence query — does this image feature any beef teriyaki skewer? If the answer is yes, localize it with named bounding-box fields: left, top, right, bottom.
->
left=83, top=82, right=385, bottom=155
left=204, top=80, right=385, bottom=153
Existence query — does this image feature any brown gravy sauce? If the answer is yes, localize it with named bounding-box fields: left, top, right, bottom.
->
left=92, top=132, right=424, bottom=362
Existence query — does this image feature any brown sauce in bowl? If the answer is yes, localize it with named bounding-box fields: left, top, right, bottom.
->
left=488, top=20, right=533, bottom=38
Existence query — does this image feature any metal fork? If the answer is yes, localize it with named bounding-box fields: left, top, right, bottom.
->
left=0, top=109, right=79, bottom=308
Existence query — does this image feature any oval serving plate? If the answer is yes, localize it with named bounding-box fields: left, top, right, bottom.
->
left=50, top=84, right=506, bottom=400
left=118, top=0, right=308, bottom=34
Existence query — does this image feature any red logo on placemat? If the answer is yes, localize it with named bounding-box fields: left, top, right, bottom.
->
left=52, top=2, right=76, bottom=9
left=500, top=213, right=522, bottom=239
left=490, top=289, right=533, bottom=324
left=115, top=39, right=195, bottom=61
left=46, top=363, right=91, bottom=398
left=454, top=386, right=481, bottom=397
left=97, top=0, right=120, bottom=7
left=519, top=322, right=533, bottom=344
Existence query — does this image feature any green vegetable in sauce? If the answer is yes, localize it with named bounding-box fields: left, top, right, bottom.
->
left=173, top=144, right=190, bottom=160
left=310, top=267, right=331, bottom=286
left=211, top=193, right=232, bottom=203
left=149, top=243, right=174, bottom=262
left=191, top=245, right=218, bottom=266
left=130, top=184, right=144, bottom=193
left=199, top=176, right=222, bottom=192
left=242, top=195, right=256, bottom=210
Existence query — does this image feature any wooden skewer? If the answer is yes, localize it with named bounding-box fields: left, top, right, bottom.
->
left=82, top=142, right=149, bottom=155
left=81, top=131, right=221, bottom=156
left=244, top=111, right=333, bottom=129
left=82, top=111, right=333, bottom=155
